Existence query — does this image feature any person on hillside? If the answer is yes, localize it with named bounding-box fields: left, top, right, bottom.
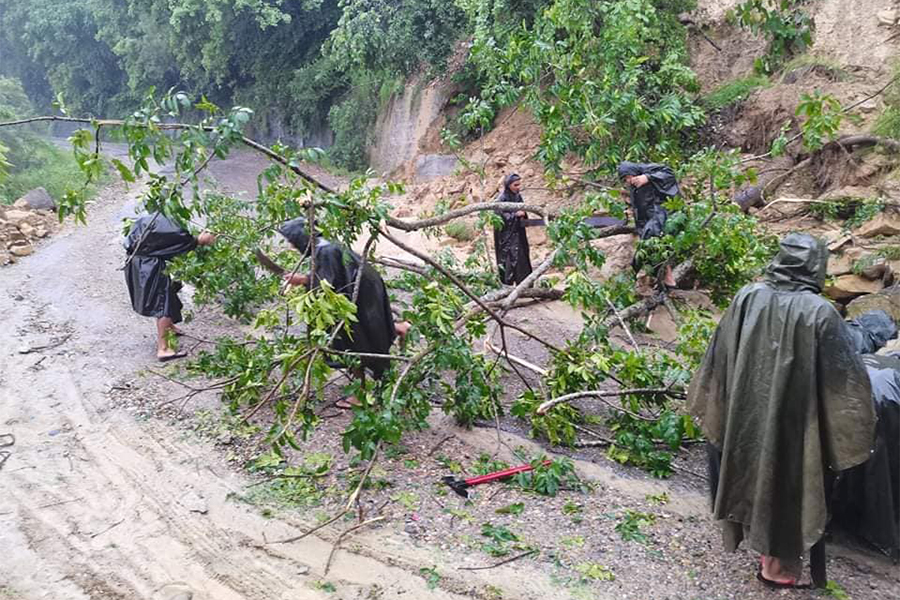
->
left=687, top=232, right=875, bottom=589
left=124, top=213, right=216, bottom=361
left=617, top=161, right=679, bottom=288
left=280, top=218, right=410, bottom=408
left=493, top=173, right=533, bottom=285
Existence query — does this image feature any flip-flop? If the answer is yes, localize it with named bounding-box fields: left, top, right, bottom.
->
left=157, top=352, right=188, bottom=363
left=756, top=569, right=811, bottom=590
left=334, top=398, right=360, bottom=410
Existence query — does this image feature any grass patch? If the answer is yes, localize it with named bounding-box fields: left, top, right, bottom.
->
left=0, top=140, right=110, bottom=206
left=874, top=63, right=900, bottom=139
left=444, top=221, right=477, bottom=242
left=704, top=76, right=770, bottom=110
left=781, top=54, right=849, bottom=82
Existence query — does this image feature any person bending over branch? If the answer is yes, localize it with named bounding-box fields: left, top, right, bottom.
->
left=124, top=214, right=216, bottom=361
left=279, top=218, right=410, bottom=409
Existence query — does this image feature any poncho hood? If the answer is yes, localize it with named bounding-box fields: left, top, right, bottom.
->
left=764, top=232, right=828, bottom=293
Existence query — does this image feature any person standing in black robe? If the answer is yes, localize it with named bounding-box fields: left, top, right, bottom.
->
left=124, top=214, right=216, bottom=361
left=617, top=161, right=680, bottom=287
left=279, top=218, right=409, bottom=408
left=493, top=173, right=533, bottom=285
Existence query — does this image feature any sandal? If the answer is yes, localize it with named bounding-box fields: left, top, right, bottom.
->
left=757, top=558, right=811, bottom=590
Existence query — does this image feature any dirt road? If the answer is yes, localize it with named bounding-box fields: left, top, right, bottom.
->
left=0, top=155, right=473, bottom=600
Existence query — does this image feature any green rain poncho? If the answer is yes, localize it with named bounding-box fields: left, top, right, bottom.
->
left=687, top=233, right=875, bottom=562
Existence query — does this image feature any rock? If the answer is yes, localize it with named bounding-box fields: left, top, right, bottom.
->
left=877, top=9, right=898, bottom=26
left=846, top=286, right=900, bottom=321
left=17, top=187, right=56, bottom=211
left=0, top=249, right=12, bottom=265
left=8, top=243, right=33, bottom=257
left=828, top=252, right=855, bottom=277
left=414, top=154, right=460, bottom=182
left=2, top=210, right=33, bottom=227
left=823, top=275, right=883, bottom=301
left=591, top=233, right=636, bottom=281
left=18, top=222, right=35, bottom=238
left=854, top=212, right=900, bottom=238
left=34, top=227, right=48, bottom=238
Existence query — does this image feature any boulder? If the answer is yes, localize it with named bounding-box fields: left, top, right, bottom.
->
left=854, top=212, right=900, bottom=238
left=16, top=187, right=56, bottom=211
left=8, top=242, right=34, bottom=257
left=823, top=274, right=883, bottom=301
left=846, top=286, right=900, bottom=321
left=0, top=248, right=12, bottom=265
left=591, top=233, right=636, bottom=281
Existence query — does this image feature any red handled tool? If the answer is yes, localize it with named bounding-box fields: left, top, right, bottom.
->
left=442, top=460, right=551, bottom=498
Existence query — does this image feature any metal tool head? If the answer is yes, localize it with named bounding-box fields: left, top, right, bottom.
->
left=442, top=475, right=470, bottom=498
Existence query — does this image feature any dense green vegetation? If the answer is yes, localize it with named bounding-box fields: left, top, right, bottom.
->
left=0, top=77, right=107, bottom=205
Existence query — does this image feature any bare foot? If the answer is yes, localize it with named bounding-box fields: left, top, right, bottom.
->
left=395, top=321, right=411, bottom=339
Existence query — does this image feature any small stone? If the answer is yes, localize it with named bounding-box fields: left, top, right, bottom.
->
left=877, top=9, right=898, bottom=26
left=2, top=210, right=32, bottom=227
left=18, top=222, right=35, bottom=238
left=9, top=243, right=33, bottom=257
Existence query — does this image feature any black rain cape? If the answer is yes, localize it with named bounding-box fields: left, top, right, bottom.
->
left=124, top=214, right=197, bottom=323
left=831, top=348, right=900, bottom=560
left=617, top=162, right=679, bottom=241
left=845, top=309, right=898, bottom=355
left=280, top=218, right=396, bottom=379
left=687, top=233, right=875, bottom=562
left=493, top=174, right=533, bottom=285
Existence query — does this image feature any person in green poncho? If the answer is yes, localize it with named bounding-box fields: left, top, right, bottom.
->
left=687, top=232, right=876, bottom=589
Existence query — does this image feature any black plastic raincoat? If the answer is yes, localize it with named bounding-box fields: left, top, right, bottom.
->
left=124, top=214, right=197, bottom=323
left=280, top=218, right=396, bottom=379
left=831, top=315, right=900, bottom=560
left=617, top=162, right=679, bottom=241
left=493, top=174, right=533, bottom=285
left=688, top=233, right=875, bottom=563
left=845, top=310, right=898, bottom=355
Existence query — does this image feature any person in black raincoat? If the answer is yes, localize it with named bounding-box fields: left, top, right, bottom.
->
left=830, top=311, right=900, bottom=561
left=124, top=214, right=216, bottom=361
left=687, top=232, right=875, bottom=588
left=617, top=162, right=680, bottom=287
left=280, top=218, right=409, bottom=408
left=493, top=173, right=533, bottom=285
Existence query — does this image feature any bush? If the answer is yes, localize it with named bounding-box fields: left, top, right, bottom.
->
left=444, top=222, right=477, bottom=242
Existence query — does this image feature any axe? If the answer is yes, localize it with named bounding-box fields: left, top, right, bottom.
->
left=442, top=460, right=551, bottom=498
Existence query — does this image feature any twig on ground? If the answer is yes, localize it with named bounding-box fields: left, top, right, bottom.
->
left=324, top=516, right=386, bottom=575
left=536, top=388, right=682, bottom=418
left=458, top=548, right=539, bottom=571
left=17, top=334, right=72, bottom=354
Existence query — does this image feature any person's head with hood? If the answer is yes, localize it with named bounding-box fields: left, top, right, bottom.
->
left=279, top=217, right=315, bottom=256
left=617, top=161, right=648, bottom=188
left=764, top=232, right=828, bottom=293
left=503, top=173, right=522, bottom=196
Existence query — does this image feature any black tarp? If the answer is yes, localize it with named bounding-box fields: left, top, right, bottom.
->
left=124, top=214, right=197, bottom=323
left=845, top=310, right=898, bottom=354
left=688, top=233, right=875, bottom=564
left=280, top=218, right=396, bottom=379
left=493, top=174, right=533, bottom=285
